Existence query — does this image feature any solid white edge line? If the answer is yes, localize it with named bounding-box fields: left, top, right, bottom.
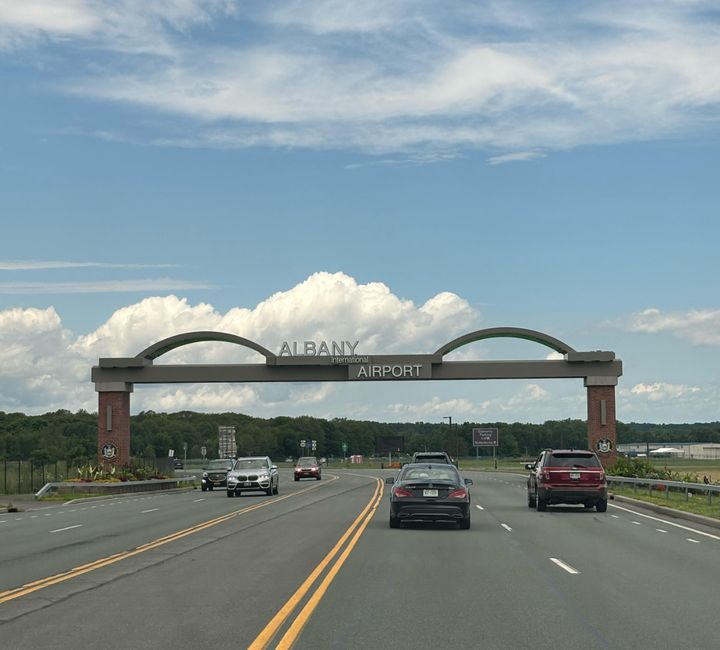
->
left=550, top=558, right=580, bottom=574
left=50, top=524, right=83, bottom=533
left=609, top=503, right=720, bottom=541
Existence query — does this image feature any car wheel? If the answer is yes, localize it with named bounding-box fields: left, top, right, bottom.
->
left=596, top=498, right=608, bottom=513
left=536, top=495, right=547, bottom=512
left=459, top=516, right=471, bottom=530
left=201, top=485, right=207, bottom=492
left=294, top=477, right=299, bottom=481
left=389, top=516, right=400, bottom=528
left=273, top=481, right=279, bottom=495
left=226, top=490, right=234, bottom=498
left=265, top=485, right=273, bottom=496
left=527, top=491, right=536, bottom=508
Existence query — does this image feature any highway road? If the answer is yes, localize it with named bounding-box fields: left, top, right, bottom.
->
left=1, top=470, right=718, bottom=649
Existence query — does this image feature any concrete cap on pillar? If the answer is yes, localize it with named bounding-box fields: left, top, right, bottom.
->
left=95, top=382, right=134, bottom=393
left=584, top=376, right=618, bottom=387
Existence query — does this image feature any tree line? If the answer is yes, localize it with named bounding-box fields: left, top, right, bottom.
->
left=1, top=409, right=719, bottom=464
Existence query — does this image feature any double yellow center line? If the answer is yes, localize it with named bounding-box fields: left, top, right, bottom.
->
left=249, top=476, right=383, bottom=649
left=0, top=478, right=337, bottom=605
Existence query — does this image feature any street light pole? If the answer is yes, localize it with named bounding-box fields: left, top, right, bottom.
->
left=444, top=416, right=458, bottom=463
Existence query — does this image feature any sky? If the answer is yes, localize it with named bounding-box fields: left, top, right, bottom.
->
left=1, top=0, right=719, bottom=424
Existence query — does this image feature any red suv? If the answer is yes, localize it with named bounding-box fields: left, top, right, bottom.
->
left=526, top=449, right=607, bottom=512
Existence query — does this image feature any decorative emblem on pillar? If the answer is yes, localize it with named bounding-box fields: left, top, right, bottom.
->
left=596, top=438, right=613, bottom=454
left=101, top=443, right=118, bottom=460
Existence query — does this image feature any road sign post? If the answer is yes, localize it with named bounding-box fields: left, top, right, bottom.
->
left=472, top=428, right=499, bottom=468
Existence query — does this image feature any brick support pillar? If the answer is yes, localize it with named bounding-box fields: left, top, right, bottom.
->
left=586, top=383, right=618, bottom=468
left=97, top=383, right=133, bottom=467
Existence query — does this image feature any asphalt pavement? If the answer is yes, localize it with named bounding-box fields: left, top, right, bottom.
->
left=1, top=470, right=718, bottom=649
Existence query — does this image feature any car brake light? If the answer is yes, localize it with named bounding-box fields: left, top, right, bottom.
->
left=448, top=487, right=468, bottom=499
left=393, top=487, right=413, bottom=498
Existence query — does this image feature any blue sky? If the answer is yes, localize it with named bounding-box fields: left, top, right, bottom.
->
left=1, top=1, right=719, bottom=423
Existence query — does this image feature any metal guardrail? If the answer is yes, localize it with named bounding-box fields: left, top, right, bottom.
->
left=35, top=476, right=197, bottom=498
left=607, top=476, right=720, bottom=504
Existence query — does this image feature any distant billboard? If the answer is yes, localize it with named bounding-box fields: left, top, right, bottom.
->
left=472, top=428, right=499, bottom=447
left=376, top=436, right=405, bottom=453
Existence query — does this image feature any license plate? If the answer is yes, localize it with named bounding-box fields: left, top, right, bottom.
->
left=569, top=472, right=581, bottom=479
left=244, top=481, right=251, bottom=487
left=423, top=489, right=438, bottom=497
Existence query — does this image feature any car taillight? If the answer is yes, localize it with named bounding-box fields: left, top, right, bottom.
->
left=393, top=487, right=413, bottom=498
left=448, top=487, right=468, bottom=499
left=598, top=472, right=606, bottom=483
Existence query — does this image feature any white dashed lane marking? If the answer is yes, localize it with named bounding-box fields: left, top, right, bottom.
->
left=550, top=558, right=580, bottom=575
left=50, top=524, right=83, bottom=533
left=501, top=523, right=512, bottom=532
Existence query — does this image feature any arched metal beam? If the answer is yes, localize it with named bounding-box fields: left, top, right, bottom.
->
left=435, top=327, right=576, bottom=357
left=136, top=331, right=277, bottom=362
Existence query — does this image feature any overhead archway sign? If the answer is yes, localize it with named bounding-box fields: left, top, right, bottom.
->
left=92, top=327, right=622, bottom=467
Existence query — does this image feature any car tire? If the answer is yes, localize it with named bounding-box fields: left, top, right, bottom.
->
left=294, top=477, right=299, bottom=481
left=459, top=515, right=471, bottom=530
left=316, top=476, right=321, bottom=480
left=265, top=485, right=273, bottom=496
left=273, top=481, right=279, bottom=495
left=389, top=516, right=400, bottom=528
left=201, top=485, right=207, bottom=492
left=583, top=503, right=594, bottom=510
left=527, top=492, right=536, bottom=508
left=536, top=495, right=547, bottom=512
left=596, top=498, right=608, bottom=513
left=226, top=490, right=234, bottom=498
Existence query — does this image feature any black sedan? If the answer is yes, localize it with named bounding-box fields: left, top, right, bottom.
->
left=386, top=463, right=473, bottom=529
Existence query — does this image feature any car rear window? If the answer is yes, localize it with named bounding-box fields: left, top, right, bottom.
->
left=401, top=467, right=459, bottom=483
left=547, top=453, right=601, bottom=468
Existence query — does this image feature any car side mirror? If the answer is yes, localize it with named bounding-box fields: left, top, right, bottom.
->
left=271, top=465, right=277, bottom=470
left=464, top=478, right=474, bottom=486
left=525, top=463, right=535, bottom=470
left=384, top=477, right=395, bottom=484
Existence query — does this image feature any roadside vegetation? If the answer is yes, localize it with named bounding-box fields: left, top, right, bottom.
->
left=2, top=409, right=719, bottom=465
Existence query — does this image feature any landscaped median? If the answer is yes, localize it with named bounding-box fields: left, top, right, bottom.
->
left=35, top=475, right=197, bottom=498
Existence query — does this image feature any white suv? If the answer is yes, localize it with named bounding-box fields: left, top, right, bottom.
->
left=226, top=456, right=279, bottom=497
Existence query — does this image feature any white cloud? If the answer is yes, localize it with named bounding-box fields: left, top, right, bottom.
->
left=0, top=272, right=479, bottom=413
left=5, top=1, right=720, bottom=154
left=487, top=151, right=546, bottom=166
left=627, top=382, right=701, bottom=402
left=0, top=0, right=233, bottom=55
left=0, top=307, right=91, bottom=411
left=0, top=260, right=177, bottom=270
left=387, top=383, right=553, bottom=421
left=611, top=307, right=720, bottom=345
left=0, top=278, right=214, bottom=294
